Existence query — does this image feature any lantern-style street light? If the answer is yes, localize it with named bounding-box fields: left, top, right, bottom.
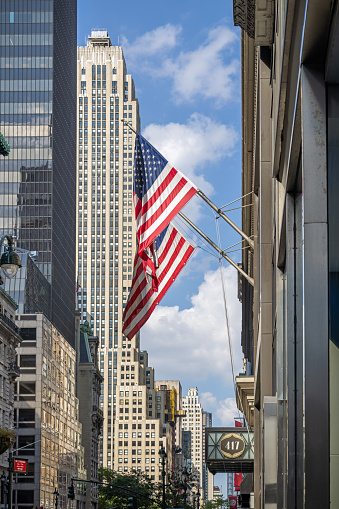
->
left=0, top=235, right=21, bottom=284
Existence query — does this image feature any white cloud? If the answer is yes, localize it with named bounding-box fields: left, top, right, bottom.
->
left=200, top=393, right=241, bottom=427
left=141, top=265, right=243, bottom=387
left=200, top=391, right=218, bottom=410
left=143, top=113, right=238, bottom=221
left=122, top=24, right=182, bottom=60
left=122, top=23, right=239, bottom=105
left=159, top=25, right=239, bottom=104
left=215, top=398, right=239, bottom=426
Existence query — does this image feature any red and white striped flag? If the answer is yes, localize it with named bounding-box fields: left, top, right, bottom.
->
left=133, top=132, right=197, bottom=255
left=122, top=223, right=195, bottom=339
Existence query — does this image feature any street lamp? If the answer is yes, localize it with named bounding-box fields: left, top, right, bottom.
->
left=196, top=485, right=200, bottom=509
left=182, top=467, right=189, bottom=505
left=0, top=235, right=21, bottom=283
left=1, top=471, right=9, bottom=509
left=53, top=488, right=59, bottom=509
left=159, top=447, right=167, bottom=509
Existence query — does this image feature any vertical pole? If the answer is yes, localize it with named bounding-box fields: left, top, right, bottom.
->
left=54, top=489, right=59, bottom=509
left=161, top=456, right=166, bottom=509
left=8, top=452, right=13, bottom=509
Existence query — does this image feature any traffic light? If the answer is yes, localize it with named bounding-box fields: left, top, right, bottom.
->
left=127, top=497, right=137, bottom=509
left=68, top=484, right=75, bottom=500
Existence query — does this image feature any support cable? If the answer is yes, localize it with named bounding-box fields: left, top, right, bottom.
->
left=215, top=217, right=254, bottom=450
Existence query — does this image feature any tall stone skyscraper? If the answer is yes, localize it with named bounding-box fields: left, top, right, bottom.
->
left=182, top=388, right=204, bottom=493
left=0, top=0, right=77, bottom=345
left=77, top=31, right=171, bottom=476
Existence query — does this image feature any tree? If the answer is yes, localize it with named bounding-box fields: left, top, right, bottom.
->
left=98, top=468, right=161, bottom=509
left=202, top=498, right=229, bottom=509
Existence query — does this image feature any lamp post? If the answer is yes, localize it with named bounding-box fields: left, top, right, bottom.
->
left=182, top=467, right=188, bottom=506
left=159, top=447, right=167, bottom=509
left=0, top=235, right=21, bottom=285
left=1, top=470, right=9, bottom=509
left=53, top=488, right=59, bottom=509
left=196, top=485, right=200, bottom=509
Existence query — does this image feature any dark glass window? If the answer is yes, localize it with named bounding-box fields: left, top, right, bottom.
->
left=20, top=328, right=36, bottom=343
left=19, top=382, right=35, bottom=395
left=19, top=355, right=36, bottom=367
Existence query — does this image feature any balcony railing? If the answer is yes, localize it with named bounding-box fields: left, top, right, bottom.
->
left=1, top=313, right=19, bottom=334
left=8, top=362, right=20, bottom=379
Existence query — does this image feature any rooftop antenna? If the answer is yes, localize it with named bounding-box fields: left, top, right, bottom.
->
left=118, top=35, right=120, bottom=45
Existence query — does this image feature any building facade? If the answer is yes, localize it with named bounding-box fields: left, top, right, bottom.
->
left=13, top=313, right=86, bottom=509
left=202, top=411, right=213, bottom=502
left=182, top=388, right=203, bottom=495
left=155, top=381, right=186, bottom=475
left=0, top=0, right=77, bottom=345
left=234, top=0, right=339, bottom=507
left=77, top=30, right=172, bottom=478
left=77, top=323, right=103, bottom=509
left=0, top=288, right=21, bottom=472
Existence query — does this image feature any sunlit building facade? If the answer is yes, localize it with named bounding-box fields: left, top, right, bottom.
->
left=77, top=31, right=171, bottom=478
left=13, top=314, right=86, bottom=509
left=182, top=388, right=203, bottom=494
left=0, top=288, right=21, bottom=474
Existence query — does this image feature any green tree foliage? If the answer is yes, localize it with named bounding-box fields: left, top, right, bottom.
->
left=98, top=468, right=161, bottom=509
left=202, top=498, right=229, bottom=509
left=98, top=468, right=197, bottom=509
left=0, top=132, right=10, bottom=157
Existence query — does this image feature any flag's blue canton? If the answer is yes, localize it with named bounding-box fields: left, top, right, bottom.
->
left=154, top=225, right=168, bottom=251
left=134, top=133, right=169, bottom=201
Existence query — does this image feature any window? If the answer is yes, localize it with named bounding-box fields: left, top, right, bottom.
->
left=20, top=355, right=36, bottom=368
left=18, top=409, right=35, bottom=427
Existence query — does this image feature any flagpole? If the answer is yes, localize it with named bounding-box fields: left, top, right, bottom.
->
left=178, top=212, right=254, bottom=287
left=197, top=191, right=254, bottom=249
left=121, top=119, right=138, bottom=134
left=123, top=118, right=254, bottom=251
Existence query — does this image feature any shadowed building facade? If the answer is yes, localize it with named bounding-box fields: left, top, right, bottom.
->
left=234, top=0, right=339, bottom=507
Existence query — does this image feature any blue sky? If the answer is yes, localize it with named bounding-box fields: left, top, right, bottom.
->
left=78, top=0, right=244, bottom=438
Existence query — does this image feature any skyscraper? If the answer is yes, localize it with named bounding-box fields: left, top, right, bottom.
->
left=77, top=31, right=171, bottom=476
left=182, top=388, right=204, bottom=494
left=0, top=0, right=77, bottom=345
left=202, top=411, right=214, bottom=502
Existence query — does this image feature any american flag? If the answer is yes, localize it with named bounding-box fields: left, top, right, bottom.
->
left=122, top=223, right=195, bottom=339
left=133, top=132, right=197, bottom=255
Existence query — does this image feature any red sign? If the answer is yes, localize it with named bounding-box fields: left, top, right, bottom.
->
left=14, top=459, right=27, bottom=472
left=234, top=472, right=243, bottom=491
left=228, top=495, right=237, bottom=508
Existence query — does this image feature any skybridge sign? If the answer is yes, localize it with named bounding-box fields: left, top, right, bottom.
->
left=205, top=427, right=254, bottom=473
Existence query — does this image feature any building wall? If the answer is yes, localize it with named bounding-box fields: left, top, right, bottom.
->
left=0, top=0, right=77, bottom=346
left=236, top=0, right=339, bottom=507
left=77, top=331, right=103, bottom=509
left=202, top=412, right=213, bottom=502
left=77, top=31, right=172, bottom=480
left=182, top=388, right=203, bottom=493
left=13, top=314, right=86, bottom=509
left=0, top=289, right=21, bottom=472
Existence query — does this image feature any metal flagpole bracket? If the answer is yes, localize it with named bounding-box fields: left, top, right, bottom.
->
left=179, top=212, right=254, bottom=287
left=121, top=119, right=138, bottom=135
left=197, top=190, right=254, bottom=249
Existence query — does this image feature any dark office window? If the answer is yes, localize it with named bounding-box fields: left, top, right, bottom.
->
left=19, top=355, right=36, bottom=367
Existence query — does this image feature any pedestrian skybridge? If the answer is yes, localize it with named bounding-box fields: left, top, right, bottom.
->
left=205, top=427, right=254, bottom=473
